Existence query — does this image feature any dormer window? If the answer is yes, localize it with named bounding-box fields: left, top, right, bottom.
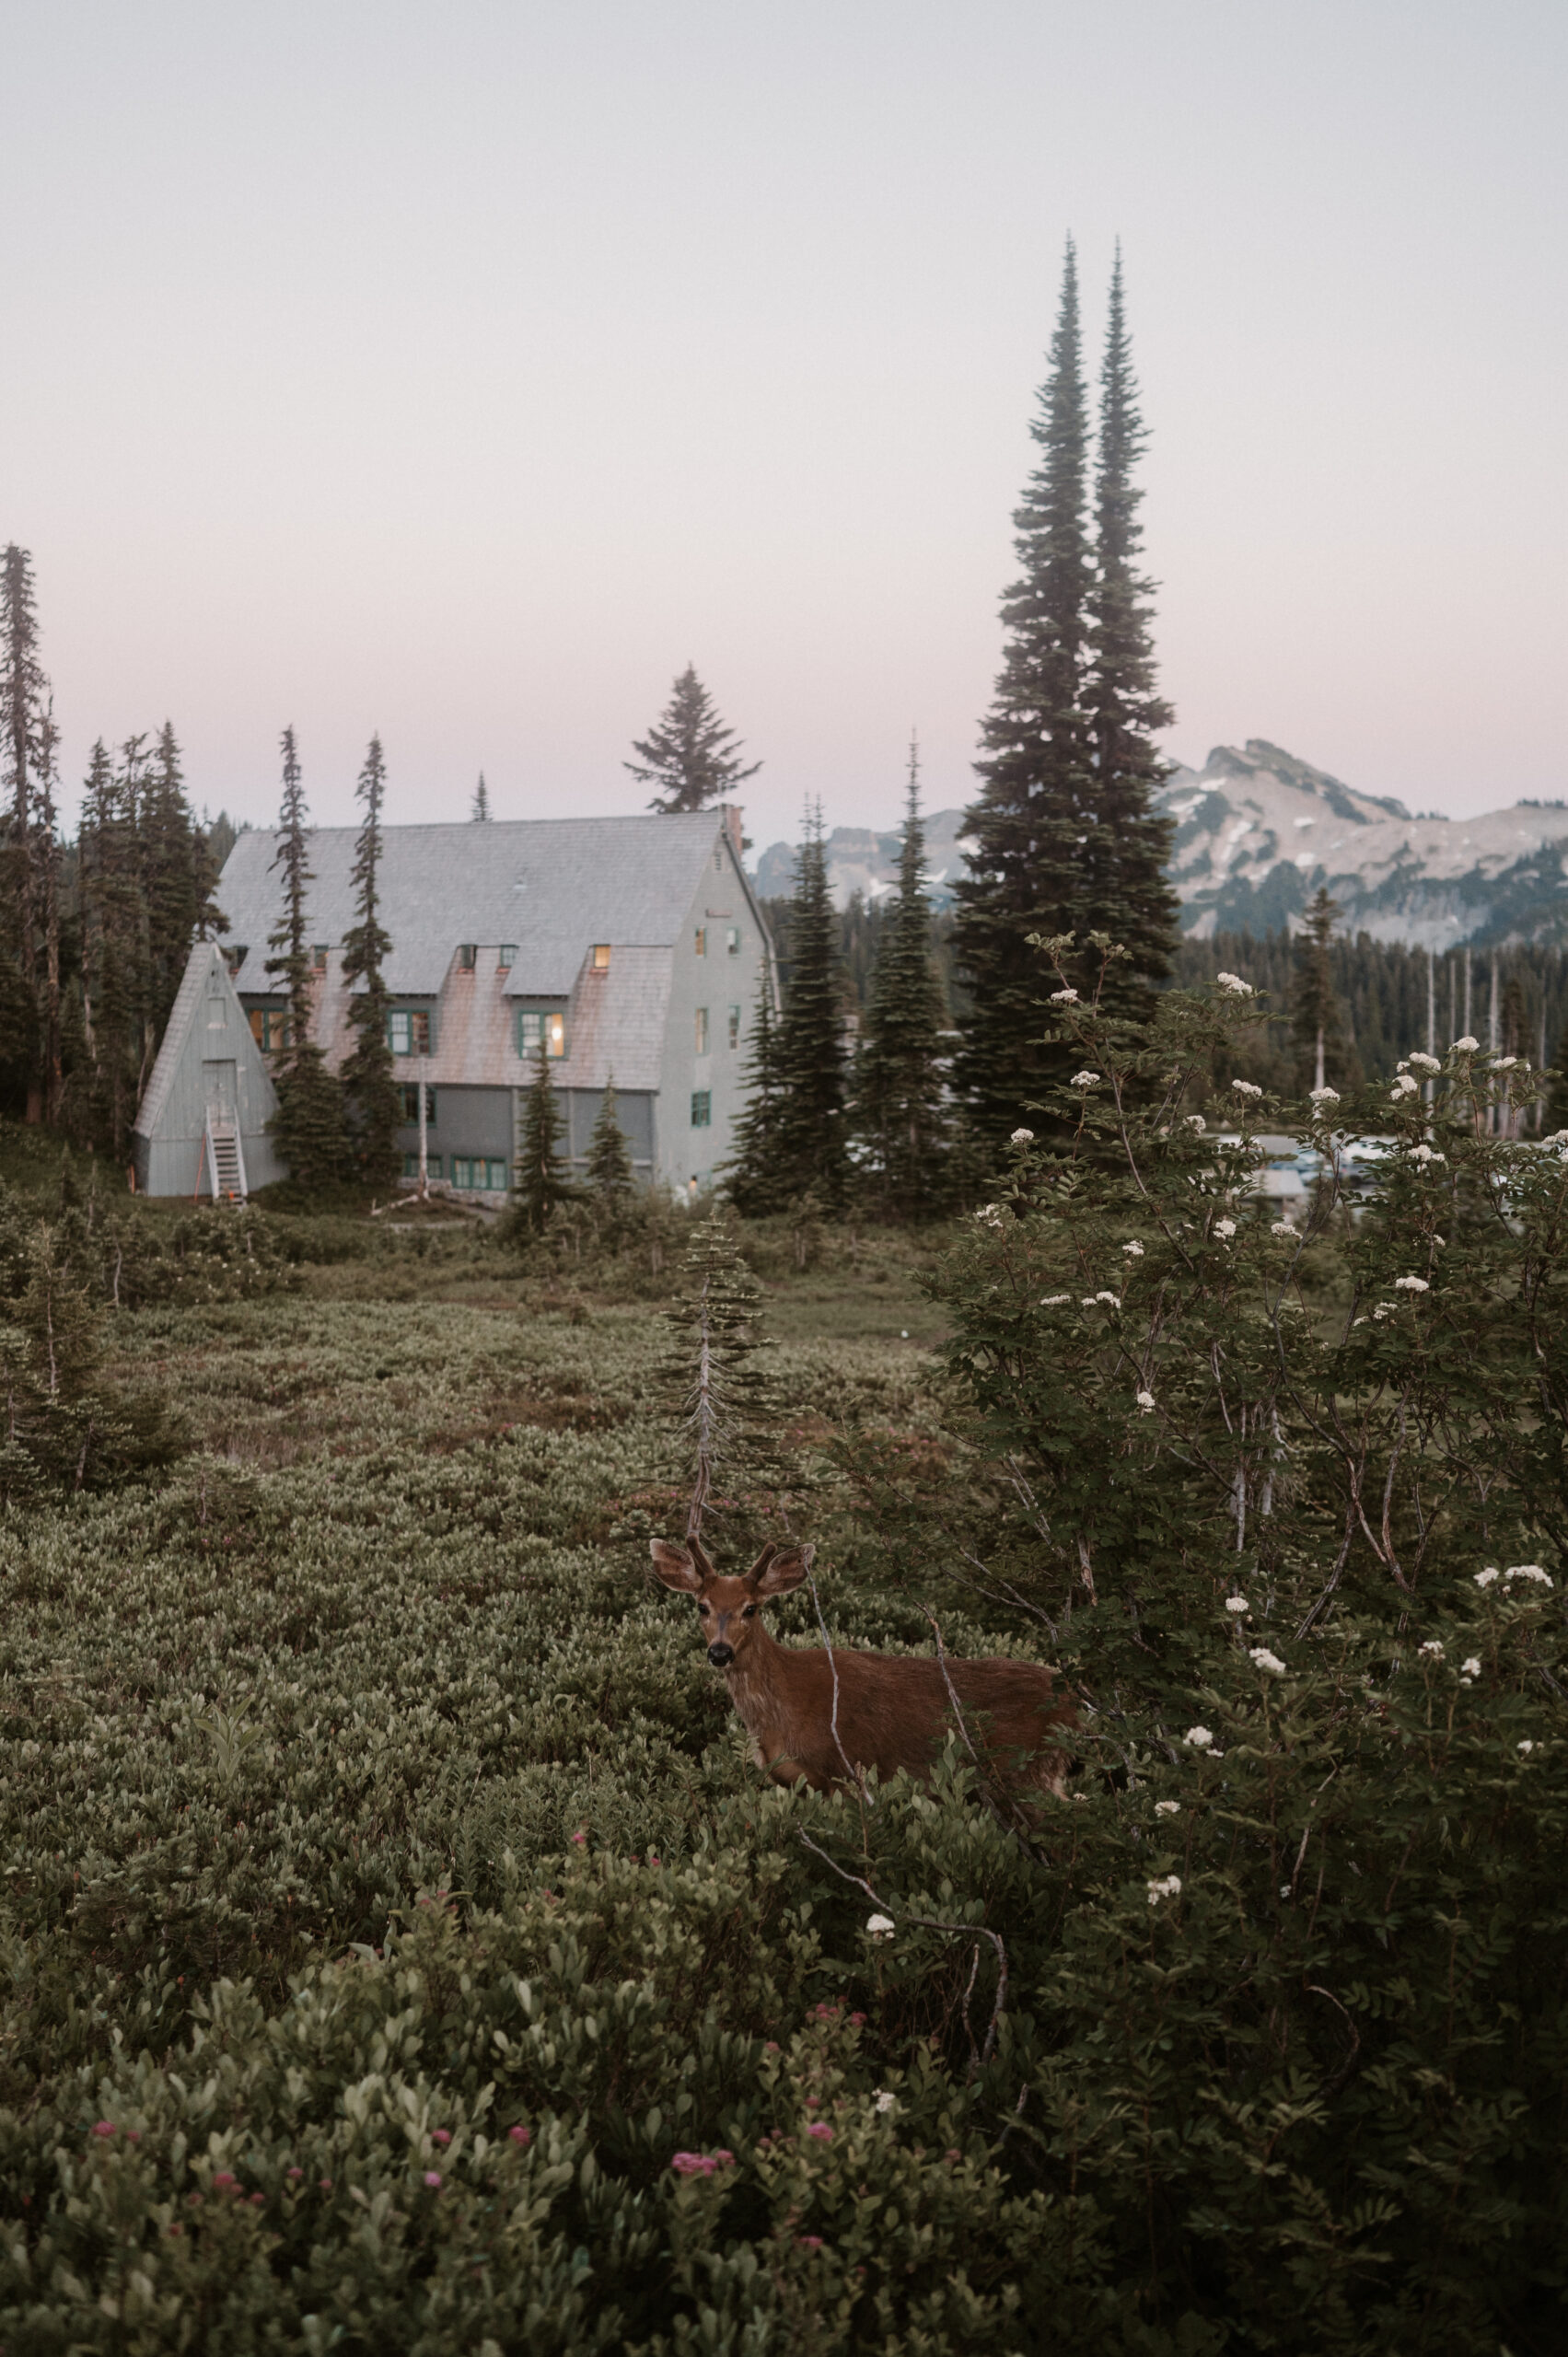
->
left=694, top=927, right=707, bottom=957
left=498, top=944, right=517, bottom=970
left=591, top=944, right=610, bottom=972
left=517, top=1009, right=566, bottom=1060
left=311, top=944, right=329, bottom=974
left=224, top=945, right=247, bottom=977
left=458, top=944, right=477, bottom=971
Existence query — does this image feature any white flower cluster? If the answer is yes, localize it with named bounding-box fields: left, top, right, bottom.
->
left=1213, top=1218, right=1237, bottom=1242
left=1185, top=1725, right=1214, bottom=1749
left=1493, top=1054, right=1518, bottom=1071
left=1184, top=1114, right=1206, bottom=1133
left=1155, top=1800, right=1181, bottom=1817
left=1071, top=1070, right=1100, bottom=1089
left=1010, top=1127, right=1035, bottom=1144
left=1050, top=987, right=1080, bottom=1005
left=1270, top=1220, right=1297, bottom=1238
left=1224, top=1595, right=1249, bottom=1614
left=975, top=1203, right=1005, bottom=1229
left=1390, top=1074, right=1420, bottom=1099
left=1417, top=1639, right=1445, bottom=1661
left=873, top=2089, right=898, bottom=2115
left=1230, top=1078, right=1263, bottom=1099
left=1453, top=1034, right=1480, bottom=1051
left=1394, top=1274, right=1430, bottom=1293
left=1409, top=1051, right=1442, bottom=1074
left=1121, top=1239, right=1144, bottom=1258
left=1409, top=1144, right=1446, bottom=1166
left=1518, top=1740, right=1535, bottom=1756
left=865, top=1912, right=895, bottom=1940
left=1135, top=1389, right=1156, bottom=1413
left=1308, top=1086, right=1340, bottom=1106
left=1372, top=1302, right=1396, bottom=1321
left=1474, top=1564, right=1555, bottom=1590
left=1459, top=1655, right=1481, bottom=1685
left=1040, top=1294, right=1071, bottom=1307
left=1147, top=1875, right=1182, bottom=1906
left=1083, top=1290, right=1120, bottom=1309
left=1215, top=972, right=1253, bottom=995
left=1249, top=1646, right=1286, bottom=1675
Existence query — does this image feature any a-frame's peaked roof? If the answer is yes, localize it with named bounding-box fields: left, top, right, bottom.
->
left=219, top=812, right=742, bottom=998
left=134, top=937, right=273, bottom=1140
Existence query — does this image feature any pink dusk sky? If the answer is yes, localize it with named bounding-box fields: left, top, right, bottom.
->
left=3, top=0, right=1563, bottom=852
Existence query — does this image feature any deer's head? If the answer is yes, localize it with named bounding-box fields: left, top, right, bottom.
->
left=650, top=1536, right=812, bottom=1670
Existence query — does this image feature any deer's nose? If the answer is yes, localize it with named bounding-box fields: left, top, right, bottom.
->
left=707, top=1642, right=734, bottom=1667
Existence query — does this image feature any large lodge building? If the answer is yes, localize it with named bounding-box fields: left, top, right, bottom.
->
left=133, top=807, right=775, bottom=1202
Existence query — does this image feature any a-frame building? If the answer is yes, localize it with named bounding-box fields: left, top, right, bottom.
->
left=132, top=939, right=285, bottom=1199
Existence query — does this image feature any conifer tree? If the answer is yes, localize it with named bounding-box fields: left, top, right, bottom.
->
left=586, top=1073, right=636, bottom=1218
left=854, top=739, right=951, bottom=1219
left=77, top=737, right=149, bottom=1156
left=512, top=1036, right=575, bottom=1234
left=264, top=728, right=347, bottom=1190
left=471, top=772, right=491, bottom=820
left=340, top=735, right=401, bottom=1189
left=142, top=722, right=225, bottom=1040
left=770, top=804, right=850, bottom=1210
left=953, top=243, right=1096, bottom=1147
left=657, top=1210, right=778, bottom=1545
left=724, top=972, right=788, bottom=1214
left=1081, top=246, right=1179, bottom=1007
left=1, top=545, right=49, bottom=1118
left=33, top=702, right=63, bottom=1127
left=1292, top=887, right=1349, bottom=1094
left=625, top=667, right=761, bottom=813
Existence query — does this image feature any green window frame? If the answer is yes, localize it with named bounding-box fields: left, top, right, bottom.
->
left=388, top=1008, right=433, bottom=1055
left=517, top=1009, right=566, bottom=1059
left=727, top=1004, right=740, bottom=1050
left=399, top=1085, right=436, bottom=1124
left=402, top=1152, right=443, bottom=1178
left=691, top=1090, right=712, bottom=1128
left=694, top=1007, right=708, bottom=1054
left=726, top=926, right=740, bottom=954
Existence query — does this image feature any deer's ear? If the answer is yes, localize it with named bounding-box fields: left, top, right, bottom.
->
left=751, top=1543, right=813, bottom=1597
left=650, top=1539, right=703, bottom=1593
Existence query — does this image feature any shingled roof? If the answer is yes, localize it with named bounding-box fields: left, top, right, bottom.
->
left=218, top=811, right=738, bottom=999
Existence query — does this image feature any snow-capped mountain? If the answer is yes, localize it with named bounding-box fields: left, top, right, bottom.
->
left=1158, top=742, right=1568, bottom=946
left=750, top=740, right=1568, bottom=946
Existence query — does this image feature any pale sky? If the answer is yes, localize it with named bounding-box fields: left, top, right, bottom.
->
left=4, top=1, right=1563, bottom=853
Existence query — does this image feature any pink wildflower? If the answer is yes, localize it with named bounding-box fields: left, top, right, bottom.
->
left=508, top=2125, right=531, bottom=2146
left=212, top=2171, right=238, bottom=2191
left=424, top=2171, right=443, bottom=2189
left=807, top=2122, right=833, bottom=2142
left=91, top=2121, right=116, bottom=2139
left=797, top=2234, right=825, bottom=2250
left=250, top=2192, right=265, bottom=2206
left=286, top=2167, right=303, bottom=2181
left=431, top=2130, right=452, bottom=2146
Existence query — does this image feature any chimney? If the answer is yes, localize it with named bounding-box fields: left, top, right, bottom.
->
left=720, top=804, right=744, bottom=857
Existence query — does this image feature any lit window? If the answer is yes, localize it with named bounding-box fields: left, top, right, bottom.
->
left=450, top=1156, right=470, bottom=1189
left=403, top=1152, right=443, bottom=1178
left=311, top=944, right=329, bottom=973
left=458, top=943, right=477, bottom=971
left=591, top=944, right=610, bottom=971
left=498, top=944, right=517, bottom=970
left=726, top=926, right=740, bottom=954
left=694, top=1007, right=709, bottom=1054
left=250, top=1007, right=288, bottom=1052
left=388, top=1009, right=432, bottom=1054
left=691, top=1090, right=712, bottom=1128
left=728, top=1005, right=740, bottom=1050
left=517, top=1009, right=566, bottom=1059
left=694, top=927, right=706, bottom=957
left=399, top=1085, right=436, bottom=1124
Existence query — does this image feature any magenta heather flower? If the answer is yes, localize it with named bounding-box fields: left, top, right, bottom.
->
left=212, top=2171, right=238, bottom=2191
left=797, top=2234, right=825, bottom=2250
left=508, top=2125, right=530, bottom=2146
left=286, top=2167, right=303, bottom=2181
left=807, top=2122, right=833, bottom=2142
left=431, top=2130, right=451, bottom=2146
left=424, top=2171, right=443, bottom=2189
left=91, top=2121, right=116, bottom=2139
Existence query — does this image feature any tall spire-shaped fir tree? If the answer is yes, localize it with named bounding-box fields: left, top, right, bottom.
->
left=771, top=803, right=849, bottom=1209
left=264, top=728, right=347, bottom=1191
left=625, top=667, right=761, bottom=813
left=1081, top=244, right=1179, bottom=1011
left=725, top=973, right=787, bottom=1214
left=952, top=242, right=1096, bottom=1147
left=340, top=734, right=402, bottom=1188
left=854, top=738, right=951, bottom=1219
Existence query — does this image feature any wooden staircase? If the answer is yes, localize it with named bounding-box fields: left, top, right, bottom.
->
left=204, top=1108, right=249, bottom=1202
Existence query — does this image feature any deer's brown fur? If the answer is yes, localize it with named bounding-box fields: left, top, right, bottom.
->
left=651, top=1536, right=1074, bottom=1797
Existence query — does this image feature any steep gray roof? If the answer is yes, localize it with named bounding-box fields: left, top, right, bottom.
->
left=218, top=812, right=735, bottom=997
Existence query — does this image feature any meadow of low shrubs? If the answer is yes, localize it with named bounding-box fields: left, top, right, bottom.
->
left=0, top=971, right=1565, bottom=2352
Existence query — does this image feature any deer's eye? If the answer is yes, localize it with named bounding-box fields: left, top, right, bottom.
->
left=696, top=1600, right=711, bottom=1616
left=742, top=1604, right=757, bottom=1619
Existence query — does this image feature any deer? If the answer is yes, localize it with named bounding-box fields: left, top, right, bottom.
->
left=650, top=1534, right=1074, bottom=1798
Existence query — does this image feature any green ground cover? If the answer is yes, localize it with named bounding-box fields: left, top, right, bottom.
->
left=2, top=1103, right=1565, bottom=2352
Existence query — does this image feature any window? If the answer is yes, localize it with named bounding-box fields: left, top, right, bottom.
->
left=205, top=990, right=227, bottom=1029
left=450, top=1156, right=510, bottom=1191
left=458, top=943, right=477, bottom=971
left=693, top=927, right=706, bottom=957
left=498, top=943, right=517, bottom=970
left=591, top=943, right=610, bottom=971
left=517, top=1009, right=565, bottom=1059
left=726, top=925, right=740, bottom=955
left=403, top=1152, right=443, bottom=1179
left=694, top=1007, right=708, bottom=1054
left=714, top=845, right=723, bottom=869
left=311, top=944, right=329, bottom=973
left=389, top=1008, right=432, bottom=1055
left=728, top=1005, right=741, bottom=1050
left=250, top=1007, right=288, bottom=1051
left=224, top=945, right=248, bottom=977
left=691, top=1090, right=712, bottom=1128
left=399, top=1084, right=436, bottom=1124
